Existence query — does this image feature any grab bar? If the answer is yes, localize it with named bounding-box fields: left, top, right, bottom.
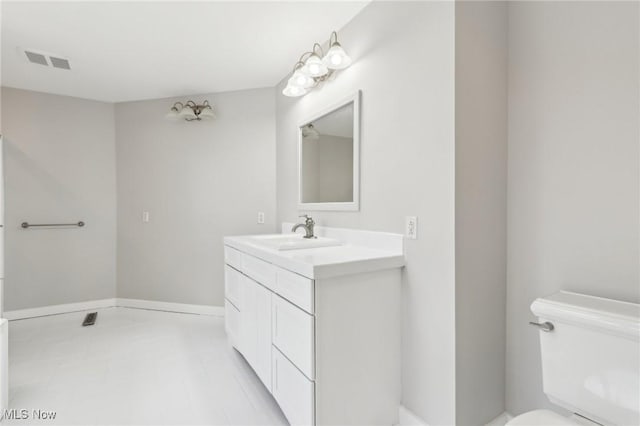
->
left=21, top=221, right=85, bottom=229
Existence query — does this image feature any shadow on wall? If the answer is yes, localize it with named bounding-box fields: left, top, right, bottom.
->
left=3, top=140, right=82, bottom=205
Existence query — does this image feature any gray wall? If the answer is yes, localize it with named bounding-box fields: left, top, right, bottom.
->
left=1, top=87, right=117, bottom=310
left=115, top=88, right=276, bottom=306
left=301, top=134, right=353, bottom=203
left=455, top=2, right=507, bottom=425
left=276, top=2, right=457, bottom=424
left=506, top=1, right=640, bottom=416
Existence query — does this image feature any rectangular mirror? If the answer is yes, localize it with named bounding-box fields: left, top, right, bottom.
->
left=298, top=91, right=360, bottom=211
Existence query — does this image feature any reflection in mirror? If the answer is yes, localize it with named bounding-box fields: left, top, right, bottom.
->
left=300, top=102, right=354, bottom=204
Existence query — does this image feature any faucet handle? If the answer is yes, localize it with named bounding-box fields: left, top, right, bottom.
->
left=299, top=214, right=314, bottom=225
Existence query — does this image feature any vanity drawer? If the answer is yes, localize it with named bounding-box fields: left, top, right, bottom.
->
left=224, top=299, right=241, bottom=350
left=224, top=246, right=243, bottom=270
left=272, top=294, right=315, bottom=380
left=224, top=265, right=243, bottom=309
left=272, top=346, right=315, bottom=426
left=275, top=267, right=314, bottom=314
left=242, top=254, right=276, bottom=291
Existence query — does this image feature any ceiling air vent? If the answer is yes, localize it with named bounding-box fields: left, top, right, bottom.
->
left=23, top=49, right=71, bottom=70
left=24, top=50, right=48, bottom=66
left=50, top=56, right=70, bottom=70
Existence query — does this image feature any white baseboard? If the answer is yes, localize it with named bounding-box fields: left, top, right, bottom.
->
left=397, top=407, right=511, bottom=426
left=4, top=298, right=117, bottom=320
left=398, top=405, right=428, bottom=426
left=116, top=298, right=224, bottom=316
left=485, top=412, right=513, bottom=426
left=4, top=298, right=224, bottom=320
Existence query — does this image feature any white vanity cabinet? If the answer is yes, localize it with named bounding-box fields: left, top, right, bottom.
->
left=223, top=266, right=242, bottom=349
left=239, top=273, right=273, bottom=390
left=223, top=231, right=404, bottom=426
left=224, top=260, right=273, bottom=391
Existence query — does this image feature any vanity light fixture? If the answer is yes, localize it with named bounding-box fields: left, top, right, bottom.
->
left=282, top=31, right=352, bottom=98
left=165, top=100, right=215, bottom=121
left=301, top=124, right=320, bottom=140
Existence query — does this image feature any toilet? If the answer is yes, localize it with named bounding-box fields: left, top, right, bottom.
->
left=507, top=291, right=639, bottom=426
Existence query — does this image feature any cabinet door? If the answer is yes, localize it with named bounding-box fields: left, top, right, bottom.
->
left=254, top=283, right=272, bottom=391
left=224, top=299, right=241, bottom=349
left=240, top=275, right=258, bottom=367
left=241, top=276, right=273, bottom=390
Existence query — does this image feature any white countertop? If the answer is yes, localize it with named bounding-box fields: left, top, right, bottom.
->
left=224, top=233, right=405, bottom=279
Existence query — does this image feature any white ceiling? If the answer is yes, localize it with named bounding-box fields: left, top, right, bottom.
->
left=1, top=1, right=368, bottom=103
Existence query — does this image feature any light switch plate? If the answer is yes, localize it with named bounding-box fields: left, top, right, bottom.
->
left=257, top=212, right=265, bottom=224
left=142, top=211, right=149, bottom=223
left=405, top=216, right=418, bottom=239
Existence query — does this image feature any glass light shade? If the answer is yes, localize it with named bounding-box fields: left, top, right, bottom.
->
left=282, top=84, right=307, bottom=97
left=302, top=124, right=320, bottom=140
left=303, top=54, right=328, bottom=77
left=288, top=70, right=314, bottom=88
left=165, top=108, right=180, bottom=120
left=198, top=106, right=215, bottom=120
left=322, top=44, right=352, bottom=70
left=178, top=106, right=197, bottom=120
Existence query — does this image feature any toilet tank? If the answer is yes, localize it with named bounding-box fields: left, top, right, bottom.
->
left=531, top=291, right=639, bottom=426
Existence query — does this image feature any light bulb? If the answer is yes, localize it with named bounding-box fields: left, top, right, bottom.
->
left=303, top=54, right=328, bottom=77
left=309, top=63, right=322, bottom=75
left=288, top=70, right=313, bottom=88
left=178, top=106, right=197, bottom=120
left=282, top=85, right=307, bottom=97
left=322, top=44, right=352, bottom=70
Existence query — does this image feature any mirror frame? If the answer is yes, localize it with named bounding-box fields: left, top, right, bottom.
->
left=297, top=90, right=361, bottom=212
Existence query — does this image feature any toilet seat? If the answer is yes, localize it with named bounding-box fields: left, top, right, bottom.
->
left=506, top=410, right=578, bottom=426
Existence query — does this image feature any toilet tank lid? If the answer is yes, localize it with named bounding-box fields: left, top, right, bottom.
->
left=531, top=291, right=640, bottom=340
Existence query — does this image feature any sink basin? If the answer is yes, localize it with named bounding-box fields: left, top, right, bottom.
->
left=249, top=234, right=342, bottom=251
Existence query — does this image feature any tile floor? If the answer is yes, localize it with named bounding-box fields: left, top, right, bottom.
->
left=6, top=307, right=288, bottom=425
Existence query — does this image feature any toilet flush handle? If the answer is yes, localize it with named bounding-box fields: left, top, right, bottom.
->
left=529, top=321, right=554, bottom=332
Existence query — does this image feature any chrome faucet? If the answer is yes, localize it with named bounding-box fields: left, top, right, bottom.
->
left=292, top=215, right=316, bottom=239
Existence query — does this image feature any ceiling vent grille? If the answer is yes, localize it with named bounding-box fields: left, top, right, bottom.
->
left=23, top=49, right=71, bottom=70
left=24, top=50, right=48, bottom=66
left=50, top=57, right=70, bottom=70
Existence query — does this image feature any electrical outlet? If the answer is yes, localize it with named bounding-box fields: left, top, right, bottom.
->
left=257, top=211, right=265, bottom=224
left=405, top=216, right=418, bottom=239
left=142, top=211, right=150, bottom=223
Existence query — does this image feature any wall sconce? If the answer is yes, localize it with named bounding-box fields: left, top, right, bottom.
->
left=282, top=31, right=352, bottom=98
left=165, top=100, right=215, bottom=121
